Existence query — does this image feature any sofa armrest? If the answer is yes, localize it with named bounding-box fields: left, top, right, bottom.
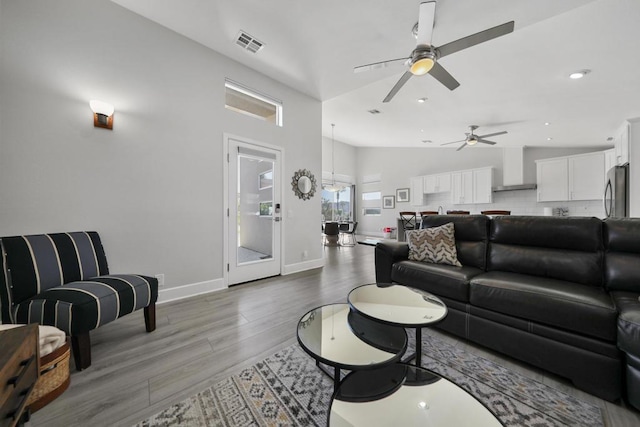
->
left=613, top=291, right=640, bottom=355
left=375, top=241, right=409, bottom=284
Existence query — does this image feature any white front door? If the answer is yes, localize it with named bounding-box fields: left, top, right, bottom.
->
left=225, top=136, right=282, bottom=285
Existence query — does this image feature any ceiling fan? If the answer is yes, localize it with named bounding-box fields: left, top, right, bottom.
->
left=441, top=125, right=507, bottom=151
left=354, top=1, right=514, bottom=103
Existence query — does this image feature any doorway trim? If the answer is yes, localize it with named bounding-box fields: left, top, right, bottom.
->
left=222, top=133, right=285, bottom=287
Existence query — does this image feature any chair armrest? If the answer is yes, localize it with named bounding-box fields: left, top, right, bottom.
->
left=375, top=241, right=409, bottom=284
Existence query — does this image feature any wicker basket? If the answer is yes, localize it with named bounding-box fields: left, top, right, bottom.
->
left=26, top=338, right=71, bottom=412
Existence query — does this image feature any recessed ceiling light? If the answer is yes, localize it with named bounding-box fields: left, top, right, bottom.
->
left=422, top=139, right=432, bottom=143
left=607, top=137, right=614, bottom=142
left=569, top=69, right=590, bottom=79
left=547, top=137, right=553, bottom=141
left=544, top=122, right=551, bottom=126
left=421, top=129, right=424, bottom=132
left=417, top=97, right=427, bottom=103
left=367, top=109, right=381, bottom=114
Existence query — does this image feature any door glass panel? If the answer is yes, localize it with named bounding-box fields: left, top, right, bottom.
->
left=237, top=155, right=274, bottom=265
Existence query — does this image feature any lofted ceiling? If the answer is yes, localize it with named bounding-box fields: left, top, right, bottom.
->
left=110, top=0, right=640, bottom=149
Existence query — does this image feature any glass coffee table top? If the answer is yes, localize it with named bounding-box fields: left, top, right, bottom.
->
left=348, top=283, right=447, bottom=327
left=296, top=303, right=407, bottom=370
left=329, top=363, right=502, bottom=427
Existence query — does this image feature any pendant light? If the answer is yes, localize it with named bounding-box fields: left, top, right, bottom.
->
left=326, top=123, right=344, bottom=192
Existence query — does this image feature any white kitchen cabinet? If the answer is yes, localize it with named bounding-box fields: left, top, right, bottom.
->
left=473, top=167, right=493, bottom=204
left=604, top=148, right=616, bottom=176
left=410, top=176, right=425, bottom=206
left=424, top=173, right=451, bottom=194
left=615, top=122, right=630, bottom=165
left=568, top=152, right=605, bottom=201
left=536, top=152, right=605, bottom=202
left=536, top=158, right=569, bottom=202
left=451, top=170, right=473, bottom=204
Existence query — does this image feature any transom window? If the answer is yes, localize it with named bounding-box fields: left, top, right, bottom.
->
left=225, top=79, right=283, bottom=126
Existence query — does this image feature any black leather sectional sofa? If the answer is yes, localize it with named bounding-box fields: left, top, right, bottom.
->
left=375, top=215, right=640, bottom=407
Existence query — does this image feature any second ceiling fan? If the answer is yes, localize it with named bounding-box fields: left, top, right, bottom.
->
left=354, top=1, right=514, bottom=103
left=441, top=125, right=507, bottom=151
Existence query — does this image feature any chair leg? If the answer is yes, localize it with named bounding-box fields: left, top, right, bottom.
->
left=71, top=332, right=91, bottom=371
left=144, top=303, right=156, bottom=332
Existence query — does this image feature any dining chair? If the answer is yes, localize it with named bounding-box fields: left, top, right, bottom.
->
left=339, top=222, right=358, bottom=246
left=399, top=211, right=418, bottom=241
left=419, top=211, right=438, bottom=219
left=323, top=222, right=340, bottom=246
left=481, top=210, right=511, bottom=215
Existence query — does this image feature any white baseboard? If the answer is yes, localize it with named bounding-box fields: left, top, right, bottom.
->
left=157, top=278, right=226, bottom=304
left=157, top=260, right=324, bottom=304
left=282, top=258, right=324, bottom=275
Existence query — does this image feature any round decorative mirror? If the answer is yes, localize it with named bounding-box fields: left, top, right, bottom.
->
left=291, top=169, right=317, bottom=200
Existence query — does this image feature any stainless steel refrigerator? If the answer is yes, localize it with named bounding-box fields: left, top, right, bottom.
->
left=604, top=164, right=629, bottom=218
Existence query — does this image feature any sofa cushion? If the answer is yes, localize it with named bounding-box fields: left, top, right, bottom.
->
left=391, top=260, right=483, bottom=302
left=420, top=215, right=489, bottom=270
left=406, top=223, right=461, bottom=267
left=488, top=216, right=603, bottom=287
left=12, top=274, right=157, bottom=335
left=470, top=271, right=617, bottom=341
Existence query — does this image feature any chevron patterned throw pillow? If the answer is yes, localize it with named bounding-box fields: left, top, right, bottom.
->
left=406, top=222, right=462, bottom=266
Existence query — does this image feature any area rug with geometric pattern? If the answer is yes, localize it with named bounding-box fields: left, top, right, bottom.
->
left=135, top=333, right=603, bottom=426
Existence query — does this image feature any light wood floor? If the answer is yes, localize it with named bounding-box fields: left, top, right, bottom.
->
left=31, top=244, right=640, bottom=426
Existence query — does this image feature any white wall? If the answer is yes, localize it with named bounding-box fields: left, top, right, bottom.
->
left=322, top=136, right=357, bottom=184
left=0, top=0, right=322, bottom=297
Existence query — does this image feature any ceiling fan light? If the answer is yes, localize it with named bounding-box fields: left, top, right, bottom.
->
left=410, top=57, right=434, bottom=75
left=467, top=136, right=478, bottom=146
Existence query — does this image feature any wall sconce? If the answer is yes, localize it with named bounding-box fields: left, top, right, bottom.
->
left=89, top=100, right=114, bottom=130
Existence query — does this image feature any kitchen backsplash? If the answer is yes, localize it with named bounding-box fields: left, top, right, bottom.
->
left=415, top=189, right=606, bottom=218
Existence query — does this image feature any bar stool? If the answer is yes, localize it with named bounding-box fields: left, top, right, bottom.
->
left=446, top=210, right=470, bottom=215
left=481, top=210, right=511, bottom=215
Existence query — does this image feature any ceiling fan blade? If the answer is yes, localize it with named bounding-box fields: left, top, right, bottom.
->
left=429, top=62, right=460, bottom=90
left=478, top=131, right=507, bottom=139
left=437, top=21, right=515, bottom=59
left=440, top=139, right=466, bottom=146
left=354, top=57, right=409, bottom=73
left=383, top=71, right=413, bottom=103
left=456, top=142, right=468, bottom=151
left=477, top=139, right=497, bottom=145
left=416, top=1, right=436, bottom=46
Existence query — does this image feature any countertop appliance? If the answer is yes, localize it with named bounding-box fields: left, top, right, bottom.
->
left=604, top=164, right=629, bottom=218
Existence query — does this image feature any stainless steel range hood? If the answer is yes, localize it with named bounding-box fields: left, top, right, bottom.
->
left=492, top=183, right=537, bottom=192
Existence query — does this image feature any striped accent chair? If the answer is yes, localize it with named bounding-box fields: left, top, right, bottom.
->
left=0, top=231, right=158, bottom=371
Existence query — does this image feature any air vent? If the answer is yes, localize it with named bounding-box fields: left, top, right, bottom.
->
left=368, top=109, right=381, bottom=114
left=236, top=31, right=264, bottom=53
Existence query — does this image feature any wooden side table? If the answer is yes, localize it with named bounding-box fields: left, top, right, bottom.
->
left=0, top=324, right=40, bottom=427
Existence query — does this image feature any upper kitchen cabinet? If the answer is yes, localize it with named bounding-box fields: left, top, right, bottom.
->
left=472, top=167, right=493, bottom=204
left=568, top=152, right=605, bottom=201
left=614, top=122, right=630, bottom=165
left=424, top=173, right=451, bottom=194
left=451, top=170, right=473, bottom=204
left=604, top=148, right=616, bottom=175
left=536, top=158, right=569, bottom=202
left=536, top=151, right=605, bottom=202
left=450, top=167, right=493, bottom=205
